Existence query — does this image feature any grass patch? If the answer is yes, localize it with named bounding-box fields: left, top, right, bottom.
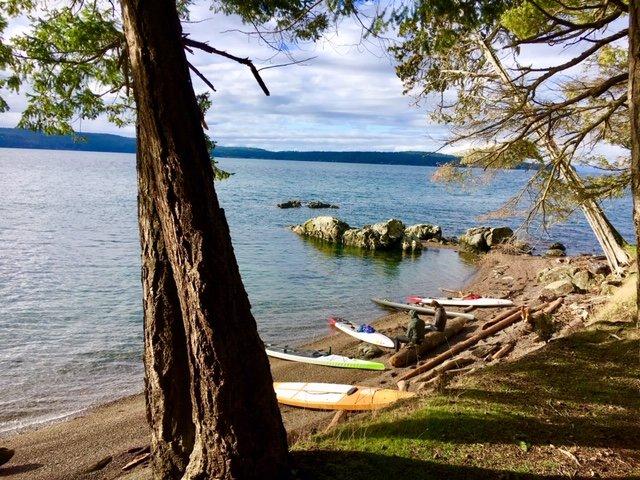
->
left=294, top=319, right=640, bottom=479
left=594, top=272, right=637, bottom=325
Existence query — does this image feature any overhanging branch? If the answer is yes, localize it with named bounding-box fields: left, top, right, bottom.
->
left=182, top=36, right=270, bottom=96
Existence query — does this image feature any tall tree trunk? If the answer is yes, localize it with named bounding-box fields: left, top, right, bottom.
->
left=630, top=2, right=640, bottom=321
left=121, top=1, right=289, bottom=478
left=552, top=147, right=630, bottom=275
left=478, top=36, right=630, bottom=274
left=139, top=164, right=194, bottom=478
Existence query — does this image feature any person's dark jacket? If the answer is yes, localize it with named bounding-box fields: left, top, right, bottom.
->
left=407, top=314, right=426, bottom=344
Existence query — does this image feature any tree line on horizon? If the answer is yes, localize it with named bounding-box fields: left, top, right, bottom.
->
left=0, top=127, right=459, bottom=166
left=0, top=1, right=637, bottom=479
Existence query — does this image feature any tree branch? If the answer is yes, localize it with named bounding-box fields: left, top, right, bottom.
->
left=187, top=61, right=216, bottom=92
left=182, top=36, right=270, bottom=96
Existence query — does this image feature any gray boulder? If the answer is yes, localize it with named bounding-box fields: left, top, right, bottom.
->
left=459, top=226, right=514, bottom=252
left=343, top=219, right=406, bottom=250
left=401, top=235, right=423, bottom=253
left=543, top=279, right=575, bottom=296
left=486, top=227, right=514, bottom=247
left=544, top=248, right=566, bottom=257
left=291, top=216, right=350, bottom=243
left=537, top=265, right=578, bottom=284
left=342, top=226, right=381, bottom=249
left=588, top=262, right=610, bottom=276
left=571, top=269, right=592, bottom=292
left=459, top=227, right=490, bottom=252
left=404, top=223, right=442, bottom=241
left=358, top=343, right=384, bottom=359
left=549, top=242, right=566, bottom=251
left=278, top=199, right=302, bottom=208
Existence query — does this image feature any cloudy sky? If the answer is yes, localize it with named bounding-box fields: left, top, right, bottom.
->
left=0, top=3, right=451, bottom=152
left=0, top=3, right=629, bottom=156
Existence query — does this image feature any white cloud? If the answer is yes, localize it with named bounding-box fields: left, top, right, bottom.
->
left=0, top=5, right=448, bottom=151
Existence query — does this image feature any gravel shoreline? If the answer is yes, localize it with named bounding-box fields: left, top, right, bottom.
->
left=2, top=249, right=599, bottom=480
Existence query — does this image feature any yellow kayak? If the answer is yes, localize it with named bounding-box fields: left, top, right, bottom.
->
left=274, top=382, right=415, bottom=411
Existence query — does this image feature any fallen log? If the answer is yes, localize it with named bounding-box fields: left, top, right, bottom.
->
left=398, top=298, right=563, bottom=381
left=412, top=356, right=475, bottom=383
left=482, top=306, right=521, bottom=330
left=473, top=342, right=502, bottom=359
left=389, top=317, right=467, bottom=367
left=445, top=365, right=475, bottom=377
left=491, top=341, right=515, bottom=361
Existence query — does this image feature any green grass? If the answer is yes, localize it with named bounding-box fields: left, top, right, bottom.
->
left=293, top=322, right=640, bottom=479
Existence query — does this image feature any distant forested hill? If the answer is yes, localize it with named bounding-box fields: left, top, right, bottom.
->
left=0, top=127, right=456, bottom=166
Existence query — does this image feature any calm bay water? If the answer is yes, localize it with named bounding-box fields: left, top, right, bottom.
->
left=0, top=148, right=632, bottom=434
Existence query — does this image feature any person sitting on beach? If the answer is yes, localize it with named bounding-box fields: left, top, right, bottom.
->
left=431, top=300, right=448, bottom=333
left=394, top=310, right=426, bottom=352
left=394, top=303, right=448, bottom=352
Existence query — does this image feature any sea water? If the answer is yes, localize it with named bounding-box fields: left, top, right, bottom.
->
left=0, top=148, right=632, bottom=434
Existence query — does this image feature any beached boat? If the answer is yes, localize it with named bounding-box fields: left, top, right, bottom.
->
left=265, top=344, right=385, bottom=370
left=328, top=317, right=395, bottom=348
left=274, top=382, right=414, bottom=410
left=406, top=295, right=513, bottom=308
left=371, top=298, right=476, bottom=320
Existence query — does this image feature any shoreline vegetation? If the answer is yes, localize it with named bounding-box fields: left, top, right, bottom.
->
left=1, top=246, right=637, bottom=480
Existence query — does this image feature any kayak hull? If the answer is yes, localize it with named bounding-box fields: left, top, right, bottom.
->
left=274, top=382, right=414, bottom=410
left=266, top=346, right=385, bottom=371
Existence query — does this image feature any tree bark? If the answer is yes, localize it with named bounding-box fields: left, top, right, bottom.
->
left=630, top=3, right=640, bottom=322
left=120, top=1, right=289, bottom=478
left=139, top=164, right=194, bottom=478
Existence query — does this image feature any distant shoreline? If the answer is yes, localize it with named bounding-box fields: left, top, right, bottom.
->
left=0, top=127, right=457, bottom=168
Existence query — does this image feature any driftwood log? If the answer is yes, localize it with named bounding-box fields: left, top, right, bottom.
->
left=411, top=356, right=475, bottom=383
left=482, top=306, right=521, bottom=330
left=491, top=341, right=515, bottom=360
left=389, top=317, right=467, bottom=367
left=398, top=298, right=563, bottom=381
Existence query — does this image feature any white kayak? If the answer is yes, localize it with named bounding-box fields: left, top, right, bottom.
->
left=265, top=345, right=385, bottom=370
left=328, top=317, right=395, bottom=349
left=406, top=295, right=514, bottom=308
left=371, top=298, right=476, bottom=320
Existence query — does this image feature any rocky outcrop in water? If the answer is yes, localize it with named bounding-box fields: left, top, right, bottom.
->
left=307, top=201, right=339, bottom=209
left=343, top=219, right=406, bottom=250
left=278, top=200, right=339, bottom=209
left=404, top=223, right=442, bottom=241
left=291, top=216, right=422, bottom=252
left=278, top=200, right=302, bottom=209
left=459, top=226, right=514, bottom=252
left=544, top=242, right=567, bottom=257
left=290, top=216, right=350, bottom=243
